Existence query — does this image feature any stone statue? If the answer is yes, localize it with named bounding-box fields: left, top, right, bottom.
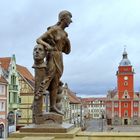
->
left=32, top=10, right=72, bottom=124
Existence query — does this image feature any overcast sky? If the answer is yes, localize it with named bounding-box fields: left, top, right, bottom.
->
left=1, top=0, right=140, bottom=97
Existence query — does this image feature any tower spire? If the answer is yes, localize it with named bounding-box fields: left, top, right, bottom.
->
left=119, top=48, right=131, bottom=66
left=123, top=47, right=127, bottom=59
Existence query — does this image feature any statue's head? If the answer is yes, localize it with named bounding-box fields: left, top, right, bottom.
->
left=58, top=10, right=72, bottom=27
left=33, top=44, right=46, bottom=63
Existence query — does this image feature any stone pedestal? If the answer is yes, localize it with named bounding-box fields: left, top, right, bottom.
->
left=35, top=112, right=63, bottom=124
left=10, top=112, right=81, bottom=139
left=10, top=127, right=80, bottom=139
left=20, top=123, right=74, bottom=133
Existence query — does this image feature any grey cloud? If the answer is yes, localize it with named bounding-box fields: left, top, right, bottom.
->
left=1, top=0, right=140, bottom=96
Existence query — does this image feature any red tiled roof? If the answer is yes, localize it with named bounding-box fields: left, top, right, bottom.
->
left=16, top=64, right=34, bottom=81
left=0, top=76, right=8, bottom=84
left=94, top=97, right=107, bottom=101
left=0, top=57, right=11, bottom=70
left=67, top=89, right=81, bottom=104
left=135, top=92, right=140, bottom=97
left=107, top=89, right=117, bottom=98
left=0, top=57, right=34, bottom=88
left=81, top=97, right=95, bottom=102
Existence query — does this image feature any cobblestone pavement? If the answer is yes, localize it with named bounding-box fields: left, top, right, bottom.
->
left=85, top=119, right=140, bottom=132
left=85, top=119, right=107, bottom=132
left=108, top=125, right=140, bottom=132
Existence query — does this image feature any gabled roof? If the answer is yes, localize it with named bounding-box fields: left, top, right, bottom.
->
left=0, top=76, right=8, bottom=84
left=67, top=89, right=81, bottom=104
left=0, top=57, right=11, bottom=71
left=107, top=89, right=117, bottom=98
left=16, top=64, right=34, bottom=89
left=16, top=64, right=34, bottom=81
left=134, top=92, right=140, bottom=98
left=0, top=56, right=34, bottom=88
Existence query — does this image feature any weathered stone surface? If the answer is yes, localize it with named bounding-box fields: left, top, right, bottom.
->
left=8, top=131, right=140, bottom=140
left=22, top=136, right=54, bottom=140
left=32, top=10, right=72, bottom=124
left=10, top=127, right=80, bottom=139
left=43, top=112, right=63, bottom=124
left=20, top=123, right=74, bottom=133
left=32, top=112, right=63, bottom=124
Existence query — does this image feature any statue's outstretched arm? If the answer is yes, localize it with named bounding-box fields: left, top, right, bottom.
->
left=36, top=32, right=54, bottom=51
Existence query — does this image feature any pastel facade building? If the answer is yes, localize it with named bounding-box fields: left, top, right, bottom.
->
left=81, top=98, right=94, bottom=119
left=61, top=83, right=81, bottom=126
left=81, top=97, right=106, bottom=119
left=0, top=63, right=8, bottom=138
left=0, top=55, right=34, bottom=128
left=92, top=98, right=106, bottom=119
left=17, top=65, right=34, bottom=126
left=0, top=55, right=20, bottom=112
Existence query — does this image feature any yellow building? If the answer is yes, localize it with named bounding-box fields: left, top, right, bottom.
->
left=17, top=65, right=34, bottom=127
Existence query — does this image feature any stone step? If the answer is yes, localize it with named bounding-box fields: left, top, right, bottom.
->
left=8, top=137, right=54, bottom=140
left=54, top=137, right=88, bottom=140
left=10, top=127, right=81, bottom=138
left=22, top=136, right=54, bottom=140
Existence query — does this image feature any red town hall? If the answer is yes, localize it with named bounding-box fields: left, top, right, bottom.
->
left=106, top=49, right=140, bottom=125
